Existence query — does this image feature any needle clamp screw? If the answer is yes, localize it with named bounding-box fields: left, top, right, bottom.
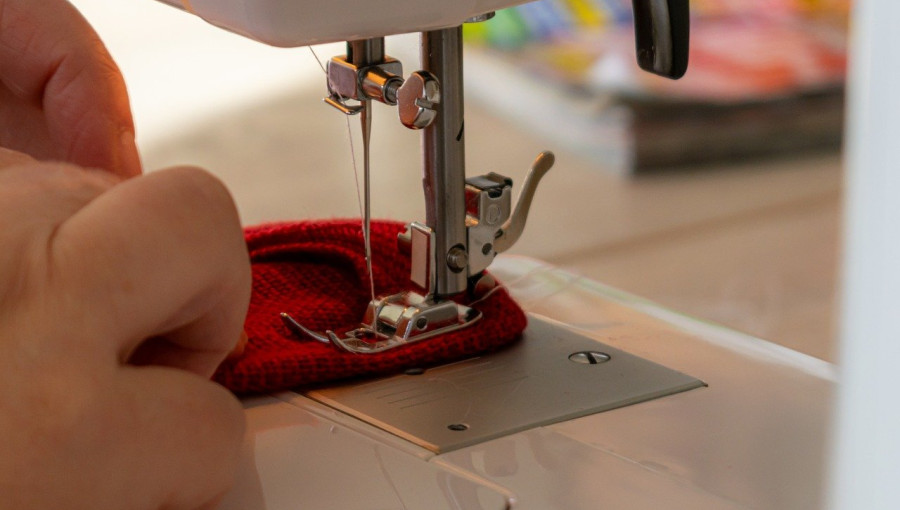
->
left=396, top=71, right=440, bottom=130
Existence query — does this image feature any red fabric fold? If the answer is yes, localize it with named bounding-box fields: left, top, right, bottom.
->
left=214, top=220, right=528, bottom=394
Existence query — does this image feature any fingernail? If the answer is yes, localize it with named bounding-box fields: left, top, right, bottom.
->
left=0, top=147, right=35, bottom=168
left=228, top=330, right=249, bottom=360
left=119, top=131, right=143, bottom=178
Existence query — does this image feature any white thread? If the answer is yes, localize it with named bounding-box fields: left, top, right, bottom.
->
left=308, top=46, right=328, bottom=74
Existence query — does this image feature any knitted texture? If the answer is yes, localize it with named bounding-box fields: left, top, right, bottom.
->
left=214, top=220, right=528, bottom=394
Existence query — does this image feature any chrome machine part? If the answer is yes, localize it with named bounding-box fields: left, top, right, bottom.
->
left=315, top=27, right=555, bottom=354
left=317, top=33, right=483, bottom=353
left=421, top=26, right=469, bottom=299
left=280, top=313, right=334, bottom=345
left=330, top=26, right=485, bottom=354
left=324, top=38, right=403, bottom=114
left=307, top=0, right=691, bottom=354
left=465, top=11, right=497, bottom=23
left=346, top=39, right=386, bottom=308
left=280, top=294, right=482, bottom=355
left=466, top=151, right=556, bottom=276
left=465, top=173, right=513, bottom=277
left=307, top=316, right=704, bottom=453
left=492, top=150, right=556, bottom=254
left=395, top=71, right=440, bottom=130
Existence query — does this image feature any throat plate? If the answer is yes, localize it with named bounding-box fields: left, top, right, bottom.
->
left=305, top=315, right=705, bottom=453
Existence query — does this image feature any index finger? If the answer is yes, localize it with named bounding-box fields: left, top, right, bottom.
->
left=51, top=166, right=251, bottom=377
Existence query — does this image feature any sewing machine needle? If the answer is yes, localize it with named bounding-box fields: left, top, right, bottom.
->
left=361, top=99, right=376, bottom=307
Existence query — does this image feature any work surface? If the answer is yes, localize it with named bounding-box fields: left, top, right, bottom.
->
left=219, top=257, right=834, bottom=510
left=144, top=83, right=842, bottom=363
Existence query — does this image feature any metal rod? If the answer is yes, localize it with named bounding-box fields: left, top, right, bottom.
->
left=347, top=38, right=385, bottom=68
left=348, top=39, right=384, bottom=307
left=421, top=26, right=468, bottom=297
left=360, top=99, right=375, bottom=306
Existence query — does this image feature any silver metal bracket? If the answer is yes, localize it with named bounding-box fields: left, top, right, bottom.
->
left=464, top=150, right=555, bottom=276
left=323, top=40, right=439, bottom=130
left=281, top=291, right=481, bottom=355
left=465, top=173, right=513, bottom=276
left=324, top=53, right=403, bottom=115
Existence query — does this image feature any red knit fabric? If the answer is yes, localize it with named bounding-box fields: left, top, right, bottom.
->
left=214, top=220, right=528, bottom=394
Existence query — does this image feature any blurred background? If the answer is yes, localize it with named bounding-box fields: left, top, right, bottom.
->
left=70, top=0, right=851, bottom=362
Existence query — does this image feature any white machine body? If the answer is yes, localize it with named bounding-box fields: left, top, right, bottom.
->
left=155, top=0, right=532, bottom=46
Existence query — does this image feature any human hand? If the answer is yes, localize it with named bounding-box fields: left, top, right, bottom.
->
left=0, top=148, right=252, bottom=509
left=0, top=0, right=141, bottom=177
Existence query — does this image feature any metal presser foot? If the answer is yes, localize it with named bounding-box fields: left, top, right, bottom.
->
left=282, top=295, right=481, bottom=354
left=282, top=25, right=554, bottom=354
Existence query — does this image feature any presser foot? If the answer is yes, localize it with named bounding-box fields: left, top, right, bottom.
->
left=281, top=291, right=481, bottom=354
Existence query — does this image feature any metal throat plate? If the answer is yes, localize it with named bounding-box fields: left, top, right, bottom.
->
left=305, top=315, right=705, bottom=454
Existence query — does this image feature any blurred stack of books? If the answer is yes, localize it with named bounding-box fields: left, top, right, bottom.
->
left=464, top=0, right=850, bottom=173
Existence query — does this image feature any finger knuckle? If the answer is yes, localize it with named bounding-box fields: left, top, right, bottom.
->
left=163, top=165, right=251, bottom=299
left=168, top=167, right=240, bottom=225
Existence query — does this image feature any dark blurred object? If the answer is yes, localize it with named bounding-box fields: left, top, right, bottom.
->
left=623, top=87, right=844, bottom=170
left=632, top=0, right=689, bottom=79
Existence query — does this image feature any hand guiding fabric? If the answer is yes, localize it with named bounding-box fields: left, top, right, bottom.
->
left=0, top=1, right=252, bottom=509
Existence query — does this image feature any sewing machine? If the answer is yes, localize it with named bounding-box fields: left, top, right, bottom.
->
left=149, top=1, right=833, bottom=508
left=156, top=0, right=687, bottom=352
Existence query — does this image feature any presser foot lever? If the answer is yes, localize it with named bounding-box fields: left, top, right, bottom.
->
left=280, top=292, right=481, bottom=354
